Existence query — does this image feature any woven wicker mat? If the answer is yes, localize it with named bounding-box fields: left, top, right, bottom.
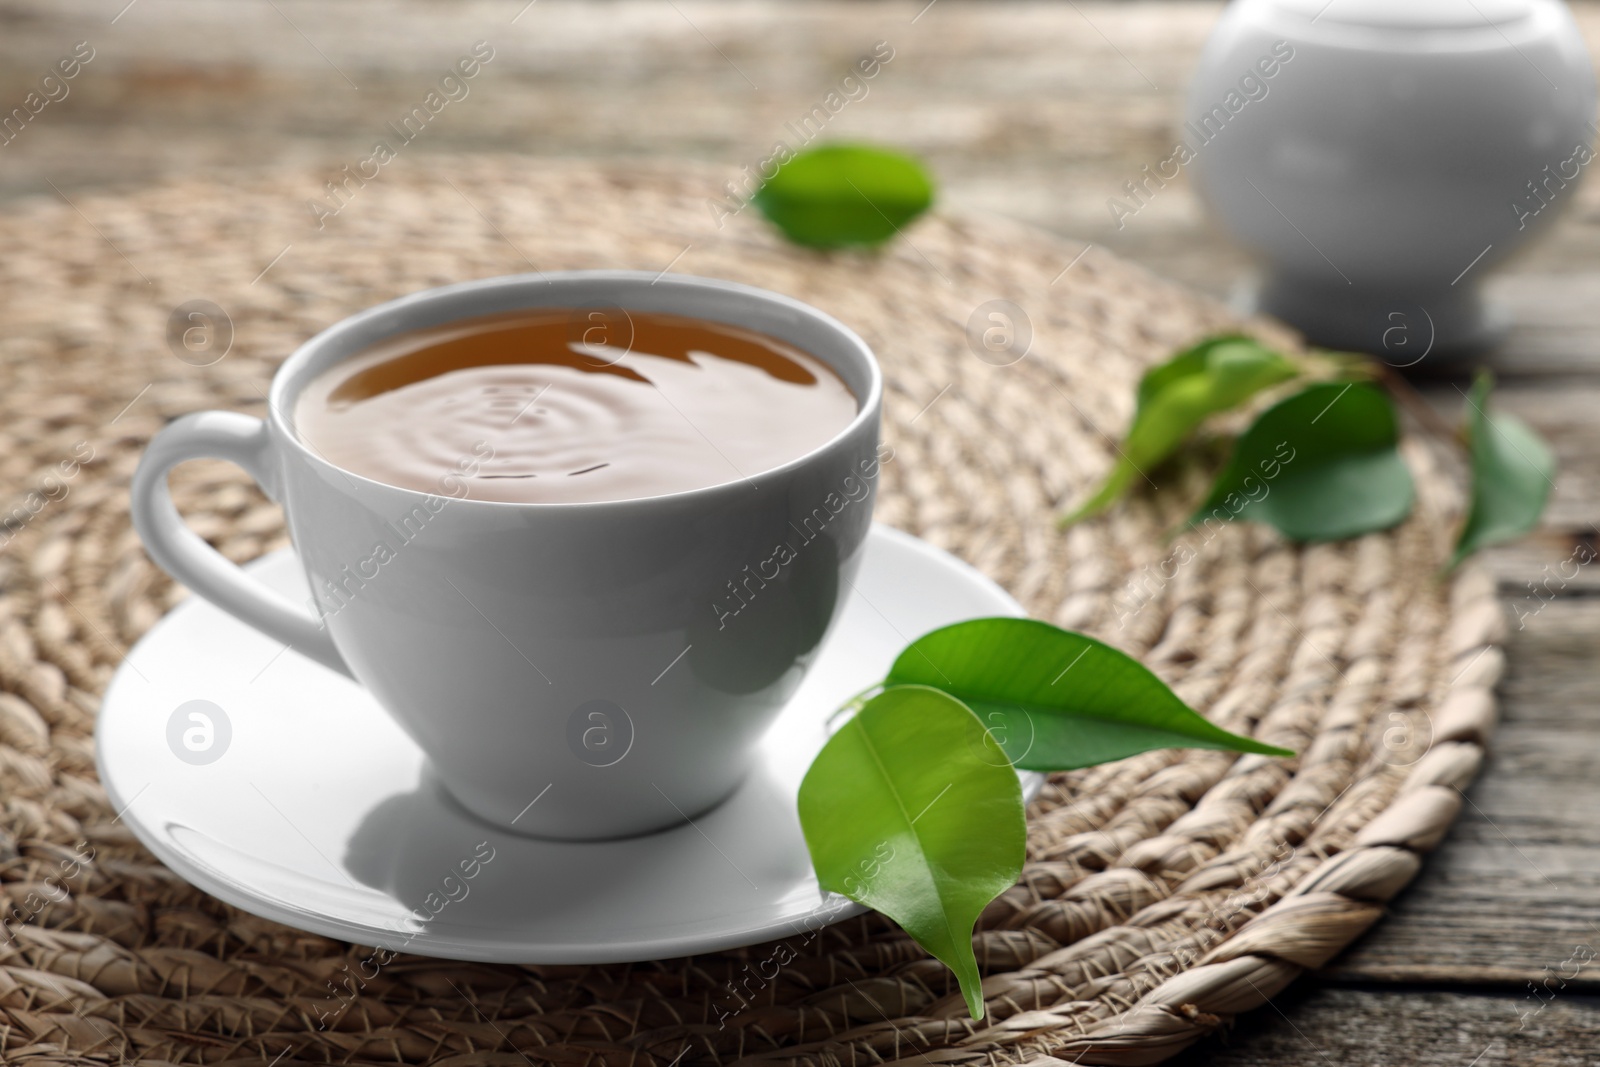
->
left=0, top=158, right=1505, bottom=1066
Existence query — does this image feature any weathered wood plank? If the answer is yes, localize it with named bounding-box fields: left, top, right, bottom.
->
left=1178, top=986, right=1600, bottom=1066
left=1483, top=276, right=1600, bottom=378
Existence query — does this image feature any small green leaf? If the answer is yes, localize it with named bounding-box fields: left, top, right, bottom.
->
left=1449, top=370, right=1554, bottom=570
left=1190, top=381, right=1414, bottom=542
left=885, top=618, right=1292, bottom=771
left=1061, top=336, right=1301, bottom=527
left=798, top=686, right=1023, bottom=1019
left=753, top=144, right=934, bottom=249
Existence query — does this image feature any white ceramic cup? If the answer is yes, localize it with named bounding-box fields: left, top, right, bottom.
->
left=131, top=271, right=883, bottom=840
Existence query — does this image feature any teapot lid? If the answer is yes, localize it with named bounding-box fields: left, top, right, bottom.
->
left=1267, top=0, right=1535, bottom=29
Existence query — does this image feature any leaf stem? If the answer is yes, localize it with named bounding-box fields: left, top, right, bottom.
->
left=1371, top=363, right=1460, bottom=446
left=826, top=680, right=887, bottom=730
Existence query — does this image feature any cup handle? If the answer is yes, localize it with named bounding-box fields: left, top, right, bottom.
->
left=130, top=411, right=351, bottom=677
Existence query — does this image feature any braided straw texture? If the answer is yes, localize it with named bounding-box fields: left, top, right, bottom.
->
left=0, top=160, right=1503, bottom=1066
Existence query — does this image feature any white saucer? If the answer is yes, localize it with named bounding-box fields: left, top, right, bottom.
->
left=97, top=524, right=1042, bottom=964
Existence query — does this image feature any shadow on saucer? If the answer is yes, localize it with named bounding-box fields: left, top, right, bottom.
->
left=340, top=764, right=814, bottom=953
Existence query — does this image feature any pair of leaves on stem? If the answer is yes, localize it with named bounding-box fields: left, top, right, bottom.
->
left=1063, top=337, right=1553, bottom=562
left=1061, top=335, right=1412, bottom=541
left=797, top=617, right=1292, bottom=1019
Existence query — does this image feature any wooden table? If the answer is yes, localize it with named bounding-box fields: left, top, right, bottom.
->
left=2, top=2, right=1596, bottom=1062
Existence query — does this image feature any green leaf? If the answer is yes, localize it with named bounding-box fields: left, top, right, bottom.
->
left=884, top=617, right=1292, bottom=771
left=1449, top=371, right=1554, bottom=570
left=1190, top=381, right=1414, bottom=542
left=798, top=686, right=1023, bottom=1019
left=753, top=144, right=934, bottom=249
left=1060, top=336, right=1301, bottom=527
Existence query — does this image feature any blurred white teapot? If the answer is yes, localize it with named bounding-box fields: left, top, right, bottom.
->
left=1185, top=0, right=1596, bottom=360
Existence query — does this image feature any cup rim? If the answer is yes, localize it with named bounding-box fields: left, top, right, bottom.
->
left=268, top=269, right=883, bottom=510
